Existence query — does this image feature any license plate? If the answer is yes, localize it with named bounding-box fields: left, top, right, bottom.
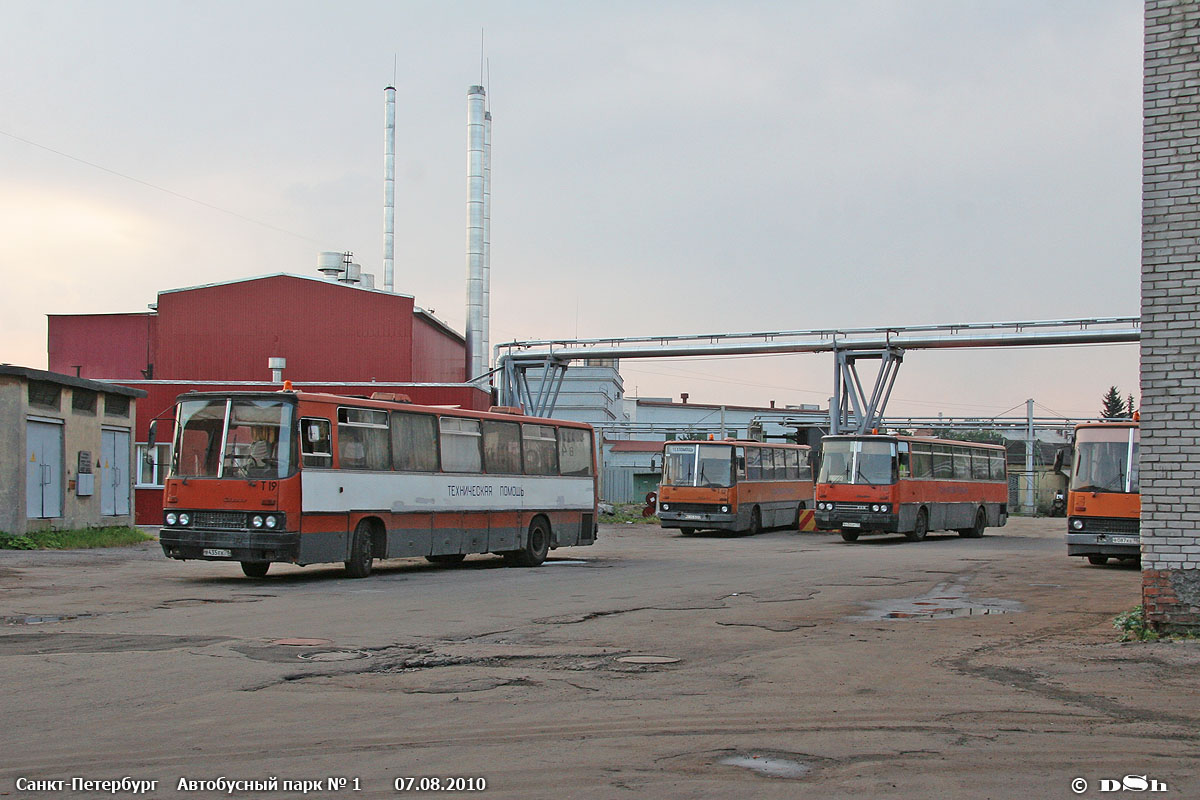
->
left=202, top=548, right=232, bottom=558
left=843, top=522, right=861, bottom=528
left=681, top=514, right=702, bottom=520
left=1110, top=536, right=1138, bottom=545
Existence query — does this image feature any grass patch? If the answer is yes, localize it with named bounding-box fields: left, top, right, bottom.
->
left=600, top=504, right=659, bottom=525
left=0, top=526, right=154, bottom=551
left=1114, top=605, right=1200, bottom=642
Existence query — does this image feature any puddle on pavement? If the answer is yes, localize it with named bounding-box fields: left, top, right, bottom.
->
left=617, top=655, right=680, bottom=664
left=542, top=560, right=588, bottom=566
left=298, top=650, right=368, bottom=662
left=854, top=581, right=1023, bottom=621
left=718, top=753, right=812, bottom=779
left=4, top=613, right=95, bottom=625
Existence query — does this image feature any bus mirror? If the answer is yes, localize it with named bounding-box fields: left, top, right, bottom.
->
left=147, top=421, right=157, bottom=448
left=307, top=424, right=323, bottom=443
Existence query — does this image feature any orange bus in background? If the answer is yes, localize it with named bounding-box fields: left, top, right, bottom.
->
left=1067, top=421, right=1139, bottom=565
left=656, top=440, right=813, bottom=535
left=157, top=389, right=598, bottom=578
left=815, top=434, right=1008, bottom=542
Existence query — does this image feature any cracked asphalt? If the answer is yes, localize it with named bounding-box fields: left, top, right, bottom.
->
left=1, top=518, right=1197, bottom=799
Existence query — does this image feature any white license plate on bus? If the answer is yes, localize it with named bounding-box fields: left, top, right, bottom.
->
left=203, top=548, right=232, bottom=558
left=681, top=514, right=703, bottom=520
left=1110, top=537, right=1138, bottom=545
left=842, top=522, right=861, bottom=528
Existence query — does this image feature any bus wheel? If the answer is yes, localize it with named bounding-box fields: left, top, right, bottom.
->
left=680, top=528, right=699, bottom=536
left=240, top=561, right=269, bottom=578
left=959, top=508, right=987, bottom=539
left=426, top=553, right=466, bottom=566
left=344, top=521, right=374, bottom=578
left=506, top=518, right=550, bottom=567
left=1088, top=555, right=1109, bottom=566
left=841, top=530, right=859, bottom=542
left=906, top=509, right=929, bottom=542
left=747, top=507, right=762, bottom=536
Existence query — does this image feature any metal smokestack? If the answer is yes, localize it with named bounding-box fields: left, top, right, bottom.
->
left=482, top=109, right=492, bottom=372
left=465, top=85, right=486, bottom=380
left=383, top=85, right=396, bottom=293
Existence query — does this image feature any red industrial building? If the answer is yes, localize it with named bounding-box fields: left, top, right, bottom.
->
left=48, top=273, right=489, bottom=523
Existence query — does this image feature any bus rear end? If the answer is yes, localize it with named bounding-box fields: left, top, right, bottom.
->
left=1067, top=422, right=1140, bottom=565
left=159, top=392, right=302, bottom=577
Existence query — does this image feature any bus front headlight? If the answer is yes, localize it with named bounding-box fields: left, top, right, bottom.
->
left=265, top=515, right=278, bottom=529
left=660, top=503, right=669, bottom=511
left=721, top=505, right=729, bottom=513
left=178, top=513, right=190, bottom=526
left=165, top=512, right=177, bottom=526
left=251, top=515, right=264, bottom=528
left=1072, top=519, right=1084, bottom=530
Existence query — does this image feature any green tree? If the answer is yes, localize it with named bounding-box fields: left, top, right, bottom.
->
left=1101, top=386, right=1129, bottom=419
left=1126, top=393, right=1137, bottom=417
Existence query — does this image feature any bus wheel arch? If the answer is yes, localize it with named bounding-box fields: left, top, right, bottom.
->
left=747, top=506, right=762, bottom=535
left=907, top=507, right=929, bottom=542
left=506, top=515, right=551, bottom=567
left=345, top=517, right=381, bottom=578
left=959, top=507, right=986, bottom=538
left=241, top=561, right=269, bottom=578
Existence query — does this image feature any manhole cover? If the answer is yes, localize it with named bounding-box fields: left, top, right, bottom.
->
left=298, top=650, right=367, bottom=662
left=272, top=638, right=332, bottom=647
left=617, top=655, right=680, bottom=664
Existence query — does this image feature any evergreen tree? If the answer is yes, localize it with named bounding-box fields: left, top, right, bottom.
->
left=1126, top=393, right=1137, bottom=417
left=1101, top=386, right=1128, bottom=419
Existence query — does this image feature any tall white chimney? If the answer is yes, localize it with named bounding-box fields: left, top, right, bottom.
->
left=482, top=108, right=492, bottom=372
left=383, top=85, right=396, bottom=293
left=465, top=85, right=487, bottom=380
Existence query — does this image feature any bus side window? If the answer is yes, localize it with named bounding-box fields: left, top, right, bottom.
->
left=391, top=411, right=438, bottom=472
left=522, top=424, right=559, bottom=475
left=746, top=447, right=762, bottom=481
left=910, top=446, right=932, bottom=479
left=482, top=420, right=522, bottom=474
left=338, top=407, right=390, bottom=470
left=559, top=428, right=594, bottom=477
left=970, top=450, right=990, bottom=480
left=898, top=451, right=910, bottom=478
left=799, top=449, right=812, bottom=481
left=735, top=447, right=746, bottom=480
left=786, top=449, right=801, bottom=480
left=440, top=417, right=482, bottom=473
left=301, top=417, right=332, bottom=468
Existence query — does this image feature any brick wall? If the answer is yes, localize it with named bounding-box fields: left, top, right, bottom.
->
left=1142, top=0, right=1200, bottom=629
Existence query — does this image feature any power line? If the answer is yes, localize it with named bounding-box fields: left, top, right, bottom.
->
left=0, top=127, right=329, bottom=246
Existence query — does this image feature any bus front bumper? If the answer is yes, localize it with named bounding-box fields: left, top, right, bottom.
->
left=160, top=528, right=301, bottom=564
left=658, top=510, right=737, bottom=530
left=815, top=511, right=898, bottom=532
left=1066, top=532, right=1140, bottom=558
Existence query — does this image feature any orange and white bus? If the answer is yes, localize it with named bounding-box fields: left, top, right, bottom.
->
left=656, top=439, right=814, bottom=535
left=815, top=434, right=1008, bottom=542
left=1067, top=420, right=1139, bottom=565
left=157, top=389, right=598, bottom=578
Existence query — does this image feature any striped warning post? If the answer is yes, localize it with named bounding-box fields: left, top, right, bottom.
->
left=796, top=509, right=817, bottom=532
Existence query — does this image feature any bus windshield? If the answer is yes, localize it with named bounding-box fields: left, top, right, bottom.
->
left=819, top=439, right=896, bottom=485
left=1071, top=427, right=1138, bottom=494
left=173, top=397, right=296, bottom=480
left=662, top=443, right=733, bottom=488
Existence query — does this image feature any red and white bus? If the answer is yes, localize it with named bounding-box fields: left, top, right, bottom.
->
left=157, top=389, right=598, bottom=578
left=1067, top=420, right=1139, bottom=565
left=815, top=434, right=1008, bottom=542
left=656, top=439, right=814, bottom=535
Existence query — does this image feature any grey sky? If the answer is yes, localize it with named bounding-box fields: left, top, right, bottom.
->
left=1, top=1, right=1141, bottom=417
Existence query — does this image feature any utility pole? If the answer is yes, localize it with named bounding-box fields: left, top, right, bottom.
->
left=1025, top=398, right=1035, bottom=515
